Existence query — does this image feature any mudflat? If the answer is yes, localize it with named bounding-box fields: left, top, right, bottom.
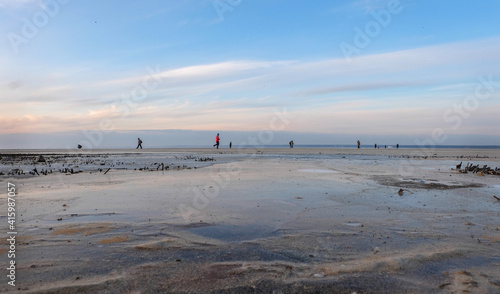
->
left=1, top=148, right=499, bottom=293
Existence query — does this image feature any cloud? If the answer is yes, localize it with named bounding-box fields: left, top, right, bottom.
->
left=299, top=80, right=424, bottom=96
left=94, top=60, right=294, bottom=87
left=0, top=0, right=37, bottom=8
left=2, top=37, right=499, bottom=138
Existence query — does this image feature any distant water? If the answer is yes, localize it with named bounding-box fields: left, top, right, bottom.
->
left=234, top=145, right=500, bottom=149
left=10, top=145, right=498, bottom=150
left=123, top=144, right=500, bottom=149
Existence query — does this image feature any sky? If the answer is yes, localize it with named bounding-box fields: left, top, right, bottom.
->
left=1, top=0, right=500, bottom=148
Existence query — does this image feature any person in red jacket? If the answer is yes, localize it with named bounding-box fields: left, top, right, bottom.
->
left=213, top=133, right=220, bottom=149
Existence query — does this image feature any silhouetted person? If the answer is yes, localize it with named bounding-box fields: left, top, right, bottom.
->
left=357, top=140, right=360, bottom=149
left=137, top=138, right=143, bottom=149
left=396, top=144, right=399, bottom=149
left=374, top=143, right=377, bottom=149
left=289, top=140, right=294, bottom=148
left=213, top=133, right=220, bottom=149
left=229, top=142, right=232, bottom=148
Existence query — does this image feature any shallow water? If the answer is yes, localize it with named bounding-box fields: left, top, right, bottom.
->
left=298, top=169, right=338, bottom=173
left=188, top=223, right=280, bottom=242
left=3, top=151, right=500, bottom=293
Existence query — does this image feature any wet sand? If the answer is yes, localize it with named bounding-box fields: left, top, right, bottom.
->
left=1, top=148, right=499, bottom=293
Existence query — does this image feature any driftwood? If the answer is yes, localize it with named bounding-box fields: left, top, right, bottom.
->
left=397, top=189, right=414, bottom=196
left=35, top=155, right=46, bottom=162
left=458, top=162, right=499, bottom=175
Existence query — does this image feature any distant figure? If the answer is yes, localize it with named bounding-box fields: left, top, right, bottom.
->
left=229, top=142, right=232, bottom=149
left=357, top=140, right=360, bottom=149
left=384, top=145, right=387, bottom=149
left=77, top=144, right=82, bottom=149
left=213, top=133, right=220, bottom=149
left=289, top=140, right=294, bottom=148
left=137, top=138, right=143, bottom=149
left=374, top=143, right=377, bottom=149
left=396, top=144, right=399, bottom=149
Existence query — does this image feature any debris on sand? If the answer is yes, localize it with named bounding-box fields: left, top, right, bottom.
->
left=182, top=155, right=215, bottom=162
left=397, top=189, right=413, bottom=196
left=457, top=162, right=499, bottom=175
left=439, top=282, right=452, bottom=289
left=35, top=155, right=46, bottom=162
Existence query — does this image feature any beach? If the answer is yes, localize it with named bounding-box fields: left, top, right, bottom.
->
left=1, top=148, right=500, bottom=293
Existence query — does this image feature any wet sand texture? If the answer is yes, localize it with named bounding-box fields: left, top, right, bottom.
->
left=0, top=148, right=499, bottom=293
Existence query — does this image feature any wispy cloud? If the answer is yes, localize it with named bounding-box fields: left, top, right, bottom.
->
left=299, top=80, right=424, bottom=97
left=94, top=60, right=294, bottom=87
left=0, top=0, right=37, bottom=8
left=2, top=37, right=499, bottom=137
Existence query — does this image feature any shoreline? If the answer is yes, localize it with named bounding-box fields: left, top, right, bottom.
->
left=1, top=147, right=499, bottom=158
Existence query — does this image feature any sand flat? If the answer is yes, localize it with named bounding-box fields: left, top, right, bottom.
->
left=1, top=149, right=499, bottom=293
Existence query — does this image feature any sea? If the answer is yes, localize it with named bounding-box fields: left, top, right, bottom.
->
left=166, top=144, right=500, bottom=149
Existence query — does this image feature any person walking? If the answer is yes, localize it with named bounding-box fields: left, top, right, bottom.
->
left=357, top=140, right=360, bottom=149
left=213, top=133, right=220, bottom=149
left=137, top=138, right=143, bottom=149
left=229, top=142, right=232, bottom=148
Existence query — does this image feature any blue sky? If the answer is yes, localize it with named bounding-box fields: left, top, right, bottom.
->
left=1, top=0, right=500, bottom=148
